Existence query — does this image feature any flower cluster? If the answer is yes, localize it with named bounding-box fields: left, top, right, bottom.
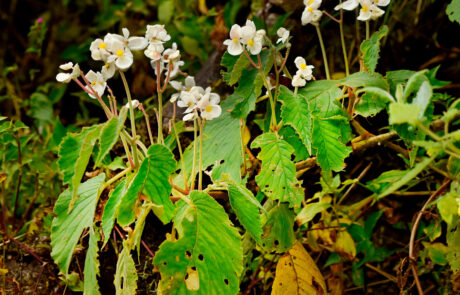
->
left=171, top=77, right=222, bottom=121
left=276, top=27, right=290, bottom=44
left=224, top=20, right=265, bottom=56
left=292, top=57, right=314, bottom=87
left=302, top=0, right=323, bottom=25
left=335, top=0, right=390, bottom=21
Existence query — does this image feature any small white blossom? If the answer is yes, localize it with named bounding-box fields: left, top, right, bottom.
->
left=163, top=43, right=184, bottom=78
left=144, top=24, right=170, bottom=59
left=84, top=70, right=106, bottom=98
left=302, top=0, right=323, bottom=25
left=101, top=60, right=116, bottom=80
left=223, top=24, right=244, bottom=56
left=241, top=20, right=263, bottom=55
left=197, top=90, right=221, bottom=120
left=294, top=57, right=314, bottom=80
left=107, top=38, right=133, bottom=70
left=177, top=90, right=199, bottom=113
left=183, top=112, right=198, bottom=121
left=335, top=0, right=390, bottom=21
left=334, top=0, right=359, bottom=10
left=90, top=37, right=110, bottom=61
left=120, top=28, right=148, bottom=51
left=56, top=62, right=80, bottom=83
left=125, top=99, right=140, bottom=109
left=292, top=74, right=306, bottom=87
left=276, top=27, right=290, bottom=44
left=170, top=76, right=195, bottom=102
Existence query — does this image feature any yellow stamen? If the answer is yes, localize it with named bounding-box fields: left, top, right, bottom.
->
left=91, top=81, right=96, bottom=86
left=308, top=7, right=313, bottom=12
left=188, top=102, right=194, bottom=107
left=98, top=42, right=106, bottom=49
left=248, top=39, right=254, bottom=46
left=116, top=50, right=124, bottom=56
left=105, top=62, right=110, bottom=68
left=308, top=0, right=314, bottom=5
left=205, top=105, right=213, bottom=112
left=362, top=6, right=369, bottom=12
left=232, top=38, right=238, bottom=43
left=300, top=63, right=307, bottom=70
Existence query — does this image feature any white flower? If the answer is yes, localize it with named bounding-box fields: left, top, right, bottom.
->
left=84, top=70, right=106, bottom=98
left=125, top=99, right=140, bottom=109
left=223, top=24, right=243, bottom=56
left=357, top=0, right=385, bottom=21
left=120, top=28, right=148, bottom=51
left=292, top=74, right=306, bottom=87
left=294, top=57, right=314, bottom=80
left=374, top=0, right=391, bottom=7
left=107, top=39, right=133, bottom=70
left=177, top=90, right=198, bottom=113
left=241, top=20, right=263, bottom=55
left=197, top=91, right=221, bottom=120
left=90, top=38, right=110, bottom=61
left=163, top=43, right=184, bottom=78
left=276, top=27, right=290, bottom=44
left=145, top=43, right=164, bottom=60
left=170, top=76, right=195, bottom=102
left=101, top=60, right=116, bottom=80
left=144, top=24, right=170, bottom=59
left=183, top=112, right=198, bottom=121
left=56, top=62, right=80, bottom=83
left=334, top=0, right=359, bottom=11
left=302, top=0, right=323, bottom=25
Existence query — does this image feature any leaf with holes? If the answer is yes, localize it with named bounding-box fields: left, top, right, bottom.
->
left=94, top=108, right=127, bottom=167
left=117, top=144, right=176, bottom=226
left=114, top=244, right=138, bottom=295
left=272, top=241, right=327, bottom=295
left=278, top=86, right=313, bottom=155
left=261, top=203, right=296, bottom=253
left=228, top=181, right=263, bottom=244
left=360, top=25, right=388, bottom=74
left=447, top=0, right=460, bottom=24
left=58, top=124, right=103, bottom=209
left=51, top=173, right=105, bottom=276
left=83, top=228, right=101, bottom=295
left=251, top=133, right=304, bottom=208
left=154, top=191, right=243, bottom=295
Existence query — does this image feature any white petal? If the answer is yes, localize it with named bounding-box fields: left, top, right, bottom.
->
left=301, top=9, right=313, bottom=25
left=227, top=42, right=243, bottom=56
left=128, top=36, right=148, bottom=50
left=170, top=80, right=183, bottom=91
left=170, top=93, right=180, bottom=102
left=183, top=113, right=195, bottom=121
left=357, top=8, right=371, bottom=21
left=335, top=0, right=359, bottom=10
left=116, top=53, right=133, bottom=70
left=85, top=70, right=98, bottom=83
left=294, top=56, right=306, bottom=69
left=375, top=0, right=390, bottom=6
left=209, top=93, right=220, bottom=104
left=292, top=74, right=306, bottom=87
left=59, top=62, right=73, bottom=70
left=125, top=99, right=139, bottom=109
left=56, top=73, right=71, bottom=83
left=184, top=76, right=196, bottom=89
left=229, top=24, right=242, bottom=39
left=312, top=10, right=323, bottom=22
left=371, top=5, right=385, bottom=19
left=122, top=28, right=130, bottom=39
left=102, top=63, right=115, bottom=80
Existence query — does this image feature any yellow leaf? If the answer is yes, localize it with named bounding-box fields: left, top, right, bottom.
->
left=185, top=267, right=200, bottom=291
left=243, top=125, right=251, bottom=146
left=272, top=241, right=327, bottom=295
left=333, top=231, right=356, bottom=261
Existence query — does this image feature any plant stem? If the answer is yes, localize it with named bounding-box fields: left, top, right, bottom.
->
left=139, top=104, right=154, bottom=146
left=127, top=206, right=151, bottom=249
left=190, top=117, right=198, bottom=191
left=172, top=104, right=189, bottom=191
left=198, top=118, right=204, bottom=191
left=315, top=24, right=331, bottom=80
left=257, top=54, right=277, bottom=131
left=119, top=71, right=140, bottom=168
left=102, top=167, right=131, bottom=191
left=416, top=121, right=460, bottom=155
left=156, top=61, right=164, bottom=144
left=12, top=134, right=22, bottom=227
left=339, top=11, right=350, bottom=76
left=365, top=21, right=370, bottom=40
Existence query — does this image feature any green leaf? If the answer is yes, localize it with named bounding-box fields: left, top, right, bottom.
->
left=360, top=25, right=388, bottom=74
left=447, top=156, right=460, bottom=178
left=296, top=202, right=330, bottom=226
left=182, top=96, right=243, bottom=183
left=312, top=117, right=352, bottom=172
left=102, top=179, right=127, bottom=246
left=231, top=93, right=257, bottom=119
left=356, top=87, right=395, bottom=103
left=340, top=72, right=389, bottom=90
left=118, top=144, right=176, bottom=226
left=154, top=191, right=243, bottom=295
left=402, top=70, right=428, bottom=102
left=437, top=192, right=459, bottom=225
left=447, top=0, right=460, bottom=24
left=114, top=244, right=138, bottom=295
left=51, top=173, right=105, bottom=276
left=355, top=92, right=390, bottom=117
left=279, top=86, right=313, bottom=154
left=377, top=153, right=438, bottom=199
left=158, top=0, right=174, bottom=23
left=278, top=126, right=310, bottom=161
left=221, top=53, right=251, bottom=86
left=388, top=102, right=421, bottom=125
left=447, top=219, right=460, bottom=272
left=83, top=228, right=101, bottom=295
left=58, top=125, right=103, bottom=208
left=251, top=133, right=304, bottom=207
left=95, top=108, right=127, bottom=167
left=412, top=81, right=432, bottom=120
left=228, top=182, right=263, bottom=244
left=261, top=203, right=296, bottom=253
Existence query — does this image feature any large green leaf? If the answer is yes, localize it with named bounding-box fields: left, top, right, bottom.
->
left=154, top=191, right=243, bottom=295
left=340, top=72, right=389, bottom=90
left=261, top=203, right=296, bottom=253
left=182, top=95, right=243, bottom=183
left=95, top=108, right=127, bottom=167
left=279, top=86, right=313, bottom=154
left=83, top=228, right=101, bottom=295
left=312, top=116, right=352, bottom=172
left=447, top=0, right=460, bottom=24
left=58, top=125, right=103, bottom=209
left=102, top=178, right=127, bottom=246
left=228, top=182, right=263, bottom=244
left=251, top=133, right=304, bottom=208
left=360, top=25, right=388, bottom=74
left=118, top=144, right=176, bottom=226
left=355, top=92, right=390, bottom=117
left=278, top=126, right=309, bottom=161
left=114, top=244, right=138, bottom=295
left=51, top=173, right=106, bottom=276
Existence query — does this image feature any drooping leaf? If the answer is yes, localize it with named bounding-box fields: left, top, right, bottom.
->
left=271, top=241, right=327, bottom=295
left=83, top=228, right=101, bottom=295
left=261, top=203, right=296, bottom=253
left=447, top=0, right=460, bottom=24
left=412, top=81, right=432, bottom=120
left=296, top=202, right=330, bottom=226
left=251, top=133, right=304, bottom=207
left=340, top=72, right=389, bottom=90
left=58, top=125, right=103, bottom=208
left=154, top=191, right=243, bottom=295
left=333, top=230, right=356, bottom=260
left=402, top=70, right=429, bottom=102
left=114, top=244, right=138, bottom=295
left=118, top=144, right=176, bottom=226
left=221, top=53, right=251, bottom=86
left=355, top=92, right=391, bottom=117
left=227, top=181, right=263, bottom=244
left=388, top=102, right=421, bottom=125
left=312, top=116, right=352, bottom=172
left=278, top=126, right=310, bottom=161
left=51, top=173, right=105, bottom=276
left=182, top=95, right=243, bottom=183
left=278, top=86, right=313, bottom=154
left=360, top=25, right=388, bottom=74
left=94, top=108, right=127, bottom=167
left=102, top=178, right=127, bottom=246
